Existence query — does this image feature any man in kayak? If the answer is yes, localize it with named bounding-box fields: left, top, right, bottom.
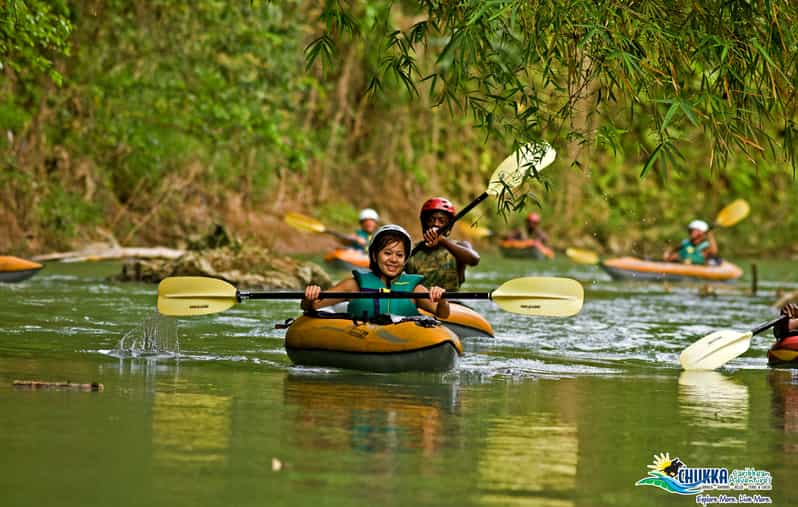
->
left=303, top=224, right=449, bottom=319
left=504, top=212, right=549, bottom=244
left=341, top=208, right=379, bottom=252
left=663, top=219, right=719, bottom=265
left=405, top=197, right=480, bottom=291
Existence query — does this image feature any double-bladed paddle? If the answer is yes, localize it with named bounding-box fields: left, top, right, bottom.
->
left=156, top=275, right=583, bottom=318
left=679, top=315, right=788, bottom=370
left=411, top=142, right=556, bottom=255
left=564, top=199, right=751, bottom=265
left=283, top=212, right=356, bottom=242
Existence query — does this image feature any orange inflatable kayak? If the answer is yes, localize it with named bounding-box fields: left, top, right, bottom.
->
left=0, top=256, right=44, bottom=283
left=600, top=256, right=743, bottom=282
left=284, top=313, right=463, bottom=372
left=323, top=248, right=369, bottom=271
left=769, top=335, right=798, bottom=367
left=421, top=302, right=494, bottom=338
left=498, top=239, right=555, bottom=260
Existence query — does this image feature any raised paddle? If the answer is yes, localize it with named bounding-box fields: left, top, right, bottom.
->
left=283, top=212, right=358, bottom=243
left=156, top=275, right=583, bottom=318
left=411, top=141, right=556, bottom=255
left=564, top=198, right=751, bottom=265
left=679, top=315, right=788, bottom=370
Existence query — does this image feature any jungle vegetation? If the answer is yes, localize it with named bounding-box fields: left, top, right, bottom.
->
left=1, top=0, right=796, bottom=257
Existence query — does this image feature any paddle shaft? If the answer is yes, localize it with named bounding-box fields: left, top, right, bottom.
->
left=752, top=315, right=789, bottom=335
left=239, top=290, right=492, bottom=301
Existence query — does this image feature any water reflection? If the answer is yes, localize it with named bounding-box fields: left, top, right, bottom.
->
left=478, top=414, right=577, bottom=507
left=678, top=371, right=749, bottom=447
left=768, top=370, right=798, bottom=454
left=152, top=392, right=232, bottom=465
left=282, top=374, right=459, bottom=455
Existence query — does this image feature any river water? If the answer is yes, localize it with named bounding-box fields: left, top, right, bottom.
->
left=1, top=257, right=797, bottom=506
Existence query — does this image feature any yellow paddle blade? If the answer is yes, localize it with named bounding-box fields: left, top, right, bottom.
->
left=283, top=212, right=327, bottom=233
left=487, top=142, right=556, bottom=196
left=157, top=276, right=238, bottom=316
left=491, top=276, right=583, bottom=317
left=564, top=247, right=600, bottom=265
left=714, top=199, right=750, bottom=228
left=679, top=330, right=753, bottom=370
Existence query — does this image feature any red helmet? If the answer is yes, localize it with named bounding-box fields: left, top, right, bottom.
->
left=420, top=197, right=455, bottom=216
left=526, top=212, right=541, bottom=224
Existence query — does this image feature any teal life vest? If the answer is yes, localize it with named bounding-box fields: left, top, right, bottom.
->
left=348, top=270, right=423, bottom=320
left=677, top=239, right=710, bottom=265
left=352, top=229, right=370, bottom=252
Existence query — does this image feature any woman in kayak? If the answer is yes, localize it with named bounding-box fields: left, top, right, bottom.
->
left=663, top=219, right=719, bottom=265
left=405, top=197, right=480, bottom=291
left=302, top=224, right=449, bottom=319
left=339, top=208, right=380, bottom=252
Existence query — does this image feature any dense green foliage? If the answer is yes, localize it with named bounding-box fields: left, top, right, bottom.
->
left=0, top=0, right=796, bottom=257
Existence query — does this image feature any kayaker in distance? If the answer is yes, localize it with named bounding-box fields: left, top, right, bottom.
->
left=405, top=197, right=480, bottom=291
left=303, top=224, right=450, bottom=319
left=663, top=219, right=719, bottom=265
left=776, top=303, right=798, bottom=338
left=504, top=212, right=549, bottom=244
left=341, top=208, right=380, bottom=252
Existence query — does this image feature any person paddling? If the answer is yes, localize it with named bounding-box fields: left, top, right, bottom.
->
left=663, top=219, right=719, bottom=265
left=405, top=197, right=480, bottom=291
left=775, top=303, right=798, bottom=339
left=303, top=224, right=449, bottom=319
left=340, top=208, right=380, bottom=252
left=505, top=212, right=549, bottom=244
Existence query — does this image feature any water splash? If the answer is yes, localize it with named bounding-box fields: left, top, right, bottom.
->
left=116, top=313, right=180, bottom=358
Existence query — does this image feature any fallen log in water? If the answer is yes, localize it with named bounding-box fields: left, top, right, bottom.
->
left=32, top=246, right=185, bottom=263
left=13, top=380, right=104, bottom=391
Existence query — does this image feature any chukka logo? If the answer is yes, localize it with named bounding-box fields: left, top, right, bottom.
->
left=635, top=452, right=773, bottom=505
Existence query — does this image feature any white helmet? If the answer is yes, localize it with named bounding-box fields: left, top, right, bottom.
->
left=687, top=219, right=709, bottom=232
left=358, top=208, right=379, bottom=222
left=367, top=224, right=412, bottom=272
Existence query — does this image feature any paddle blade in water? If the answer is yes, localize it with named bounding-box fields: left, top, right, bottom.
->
left=491, top=276, right=583, bottom=317
left=714, top=199, right=750, bottom=228
left=157, top=276, right=238, bottom=316
left=283, top=212, right=327, bottom=233
left=565, top=247, right=600, bottom=265
left=487, top=142, right=556, bottom=196
left=679, top=330, right=753, bottom=370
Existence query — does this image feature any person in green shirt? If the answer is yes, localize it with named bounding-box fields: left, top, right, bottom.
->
left=405, top=197, right=480, bottom=291
left=663, top=219, right=719, bottom=265
left=302, top=224, right=449, bottom=319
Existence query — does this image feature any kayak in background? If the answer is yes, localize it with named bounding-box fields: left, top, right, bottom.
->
left=599, top=257, right=743, bottom=282
left=0, top=256, right=44, bottom=283
left=498, top=239, right=555, bottom=260
left=768, top=335, right=798, bottom=367
left=323, top=248, right=369, bottom=271
left=284, top=313, right=463, bottom=373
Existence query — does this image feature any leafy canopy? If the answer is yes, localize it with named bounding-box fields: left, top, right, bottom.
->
left=307, top=0, right=798, bottom=174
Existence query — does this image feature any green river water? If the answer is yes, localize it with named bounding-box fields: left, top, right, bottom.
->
left=1, top=256, right=797, bottom=507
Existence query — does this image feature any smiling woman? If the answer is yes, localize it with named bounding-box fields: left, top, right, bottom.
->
left=302, top=224, right=450, bottom=320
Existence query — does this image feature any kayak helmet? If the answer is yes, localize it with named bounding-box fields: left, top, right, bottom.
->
left=359, top=208, right=379, bottom=222
left=526, top=212, right=541, bottom=225
left=420, top=197, right=455, bottom=231
left=368, top=224, right=412, bottom=274
left=687, top=219, right=709, bottom=233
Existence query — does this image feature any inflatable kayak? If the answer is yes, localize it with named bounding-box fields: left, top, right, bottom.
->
left=599, top=257, right=743, bottom=282
left=284, top=313, right=463, bottom=372
left=0, top=256, right=44, bottom=283
left=323, top=248, right=369, bottom=271
left=498, top=239, right=555, bottom=259
left=421, top=302, right=494, bottom=338
left=768, top=334, right=798, bottom=367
